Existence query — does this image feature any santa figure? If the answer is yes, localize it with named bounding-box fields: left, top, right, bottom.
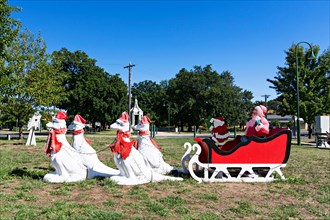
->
left=209, top=116, right=230, bottom=147
left=244, top=105, right=269, bottom=137
left=194, top=116, right=230, bottom=162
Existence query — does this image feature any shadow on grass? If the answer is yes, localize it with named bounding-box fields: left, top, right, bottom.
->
left=9, top=167, right=52, bottom=180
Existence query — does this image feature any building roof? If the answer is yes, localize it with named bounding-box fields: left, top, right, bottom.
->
left=130, top=99, right=143, bottom=115
left=267, top=114, right=304, bottom=122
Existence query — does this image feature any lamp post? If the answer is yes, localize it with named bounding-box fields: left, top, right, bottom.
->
left=295, top=41, right=315, bottom=146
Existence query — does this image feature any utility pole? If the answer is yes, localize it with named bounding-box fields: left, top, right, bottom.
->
left=261, top=94, right=270, bottom=119
left=124, top=63, right=135, bottom=117
left=261, top=94, right=271, bottom=107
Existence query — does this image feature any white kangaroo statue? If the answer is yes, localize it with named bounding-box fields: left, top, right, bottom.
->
left=43, top=111, right=87, bottom=183
left=133, top=116, right=174, bottom=175
left=109, top=112, right=183, bottom=185
left=26, top=112, right=41, bottom=146
left=67, top=115, right=120, bottom=178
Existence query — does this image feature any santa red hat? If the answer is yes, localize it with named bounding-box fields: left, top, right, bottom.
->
left=141, top=116, right=151, bottom=124
left=73, top=114, right=86, bottom=126
left=118, top=112, right=129, bottom=123
left=255, top=105, right=267, bottom=117
left=55, top=111, right=67, bottom=123
left=209, top=117, right=225, bottom=130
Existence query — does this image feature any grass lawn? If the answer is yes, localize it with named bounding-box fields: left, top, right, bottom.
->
left=0, top=134, right=329, bottom=219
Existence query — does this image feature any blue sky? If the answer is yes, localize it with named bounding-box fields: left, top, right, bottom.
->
left=9, top=0, right=330, bottom=102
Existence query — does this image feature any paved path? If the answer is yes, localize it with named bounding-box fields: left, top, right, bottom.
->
left=0, top=130, right=318, bottom=147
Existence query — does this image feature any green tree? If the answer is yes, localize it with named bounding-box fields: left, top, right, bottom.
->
left=131, top=80, right=166, bottom=124
left=52, top=48, right=127, bottom=128
left=0, top=0, right=21, bottom=124
left=167, top=65, right=253, bottom=131
left=267, top=44, right=330, bottom=138
left=0, top=0, right=20, bottom=58
left=0, top=29, right=66, bottom=138
left=239, top=90, right=254, bottom=126
left=211, top=70, right=253, bottom=126
left=254, top=97, right=283, bottom=115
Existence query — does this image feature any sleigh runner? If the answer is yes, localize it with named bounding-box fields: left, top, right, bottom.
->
left=181, top=129, right=292, bottom=183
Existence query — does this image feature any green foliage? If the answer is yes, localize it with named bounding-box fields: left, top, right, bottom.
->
left=0, top=1, right=21, bottom=128
left=132, top=80, right=167, bottom=125
left=128, top=185, right=149, bottom=200
left=158, top=195, right=187, bottom=208
left=197, top=193, right=218, bottom=201
left=0, top=28, right=64, bottom=138
left=270, top=204, right=298, bottom=219
left=145, top=200, right=169, bottom=217
left=267, top=44, right=330, bottom=126
left=0, top=0, right=21, bottom=58
left=166, top=65, right=253, bottom=130
left=254, top=98, right=281, bottom=114
left=88, top=210, right=123, bottom=219
left=270, top=120, right=281, bottom=127
left=52, top=48, right=127, bottom=127
left=229, top=201, right=259, bottom=216
left=131, top=66, right=254, bottom=129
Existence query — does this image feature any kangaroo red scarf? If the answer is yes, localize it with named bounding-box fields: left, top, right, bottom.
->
left=72, top=129, right=91, bottom=145
left=109, top=131, right=136, bottom=160
left=138, top=130, right=162, bottom=150
left=45, top=128, right=67, bottom=157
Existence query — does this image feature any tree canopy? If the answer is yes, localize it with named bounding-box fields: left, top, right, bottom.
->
left=267, top=44, right=330, bottom=135
left=0, top=28, right=64, bottom=138
left=131, top=65, right=254, bottom=130
left=131, top=80, right=167, bottom=124
left=0, top=0, right=20, bottom=58
left=166, top=65, right=254, bottom=130
left=52, top=48, right=127, bottom=127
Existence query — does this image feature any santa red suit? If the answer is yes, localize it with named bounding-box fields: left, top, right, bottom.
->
left=194, top=116, right=230, bottom=162
left=245, top=105, right=269, bottom=137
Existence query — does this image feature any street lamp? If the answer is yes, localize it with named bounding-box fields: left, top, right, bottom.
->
left=295, top=41, right=315, bottom=146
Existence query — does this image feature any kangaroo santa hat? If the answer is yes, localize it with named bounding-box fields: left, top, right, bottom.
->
left=118, top=112, right=129, bottom=123
left=54, top=111, right=68, bottom=123
left=73, top=114, right=86, bottom=127
left=141, top=116, right=151, bottom=124
left=138, top=116, right=151, bottom=131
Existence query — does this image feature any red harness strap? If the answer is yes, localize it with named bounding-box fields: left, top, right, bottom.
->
left=72, top=129, right=91, bottom=145
left=45, top=128, right=67, bottom=157
left=109, top=131, right=136, bottom=160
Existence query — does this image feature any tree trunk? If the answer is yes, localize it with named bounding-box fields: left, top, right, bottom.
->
left=18, top=117, right=23, bottom=140
left=101, top=122, right=106, bottom=131
left=308, top=124, right=313, bottom=139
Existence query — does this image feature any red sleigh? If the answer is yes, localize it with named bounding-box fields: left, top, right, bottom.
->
left=181, top=129, right=292, bottom=183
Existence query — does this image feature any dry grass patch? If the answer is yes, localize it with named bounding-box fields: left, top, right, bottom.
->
left=0, top=136, right=329, bottom=219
